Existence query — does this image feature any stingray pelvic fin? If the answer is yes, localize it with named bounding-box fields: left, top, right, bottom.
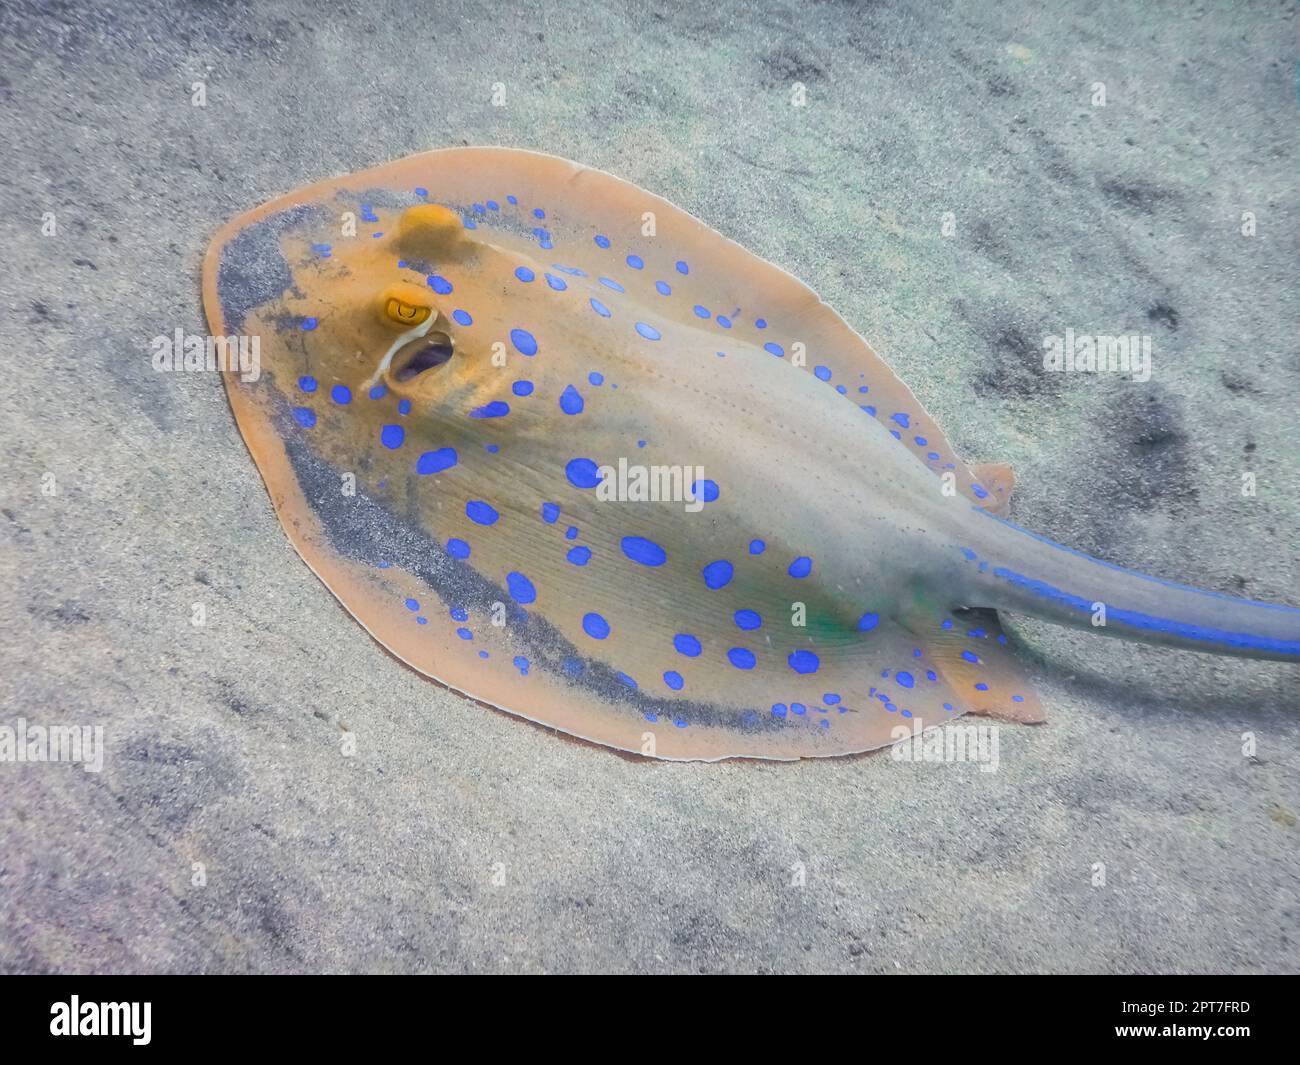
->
left=906, top=606, right=1046, bottom=724
left=971, top=462, right=1016, bottom=517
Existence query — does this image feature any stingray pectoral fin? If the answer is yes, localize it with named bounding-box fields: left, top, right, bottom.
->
left=970, top=462, right=1016, bottom=518
left=904, top=607, right=1046, bottom=724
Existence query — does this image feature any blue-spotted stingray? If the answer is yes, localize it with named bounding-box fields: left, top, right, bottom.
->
left=202, top=147, right=1300, bottom=761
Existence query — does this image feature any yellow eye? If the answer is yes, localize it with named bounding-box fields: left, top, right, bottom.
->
left=378, top=283, right=434, bottom=328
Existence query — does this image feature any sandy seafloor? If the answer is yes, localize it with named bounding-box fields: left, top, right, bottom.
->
left=0, top=0, right=1297, bottom=974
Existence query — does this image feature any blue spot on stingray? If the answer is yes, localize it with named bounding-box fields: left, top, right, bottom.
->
left=891, top=412, right=911, bottom=428
left=566, top=546, right=592, bottom=566
left=417, top=447, right=458, bottom=475
left=626, top=254, right=644, bottom=269
left=466, top=500, right=499, bottom=525
left=734, top=609, right=762, bottom=631
left=728, top=647, right=756, bottom=670
left=675, top=260, right=689, bottom=274
left=691, top=479, right=719, bottom=503
left=896, top=671, right=915, bottom=689
left=655, top=280, right=671, bottom=296
left=673, top=633, right=702, bottom=657
left=369, top=384, right=387, bottom=400
left=635, top=322, right=661, bottom=341
left=452, top=309, right=473, bottom=326
left=857, top=612, right=879, bottom=631
left=398, top=399, right=412, bottom=415
left=771, top=703, right=788, bottom=718
left=791, top=701, right=807, bottom=715
left=450, top=605, right=468, bottom=621
left=562, top=657, right=584, bottom=677
left=566, top=457, right=601, bottom=489
left=560, top=385, right=585, bottom=415
left=512, top=380, right=534, bottom=396
left=506, top=572, right=536, bottom=604
left=693, top=305, right=710, bottom=319
left=544, top=273, right=567, bottom=290
left=447, top=538, right=471, bottom=559
left=541, top=502, right=560, bottom=523
left=663, top=670, right=683, bottom=691
left=617, top=672, right=637, bottom=690
left=915, top=435, right=928, bottom=446
left=428, top=275, right=453, bottom=295
left=599, top=277, right=625, bottom=292
left=824, top=693, right=841, bottom=705
left=404, top=598, right=420, bottom=612
left=717, top=316, right=732, bottom=328
left=588, top=371, right=604, bottom=385
left=749, top=539, right=766, bottom=554
left=590, top=297, right=611, bottom=317
left=533, top=208, right=545, bottom=219
left=456, top=627, right=473, bottom=641
left=301, top=317, right=318, bottom=331
left=972, top=484, right=989, bottom=499
left=788, top=556, right=812, bottom=578
left=788, top=650, right=820, bottom=674
left=513, top=656, right=530, bottom=676
left=622, top=536, right=667, bottom=566
left=380, top=425, right=404, bottom=449
left=594, top=234, right=610, bottom=248
left=814, top=365, right=831, bottom=381
left=565, top=526, right=578, bottom=540
left=514, top=266, right=535, bottom=282
left=331, top=385, right=351, bottom=405
left=755, top=318, right=768, bottom=329
left=298, top=375, right=317, bottom=393
left=975, top=682, right=989, bottom=692
left=702, top=560, right=733, bottom=589
left=582, top=613, right=610, bottom=639
left=764, top=342, right=784, bottom=357
left=470, top=401, right=510, bottom=418
left=962, top=650, right=981, bottom=664
left=510, top=328, right=538, bottom=356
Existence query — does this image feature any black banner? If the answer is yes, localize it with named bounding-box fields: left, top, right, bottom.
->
left=0, top=975, right=1292, bottom=1050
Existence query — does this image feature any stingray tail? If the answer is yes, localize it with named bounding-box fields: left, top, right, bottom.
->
left=958, top=508, right=1300, bottom=662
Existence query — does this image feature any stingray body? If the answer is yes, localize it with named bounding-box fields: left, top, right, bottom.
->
left=202, top=148, right=1300, bottom=761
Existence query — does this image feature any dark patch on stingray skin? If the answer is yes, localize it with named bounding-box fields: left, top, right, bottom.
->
left=272, top=402, right=790, bottom=741
left=216, top=203, right=328, bottom=332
